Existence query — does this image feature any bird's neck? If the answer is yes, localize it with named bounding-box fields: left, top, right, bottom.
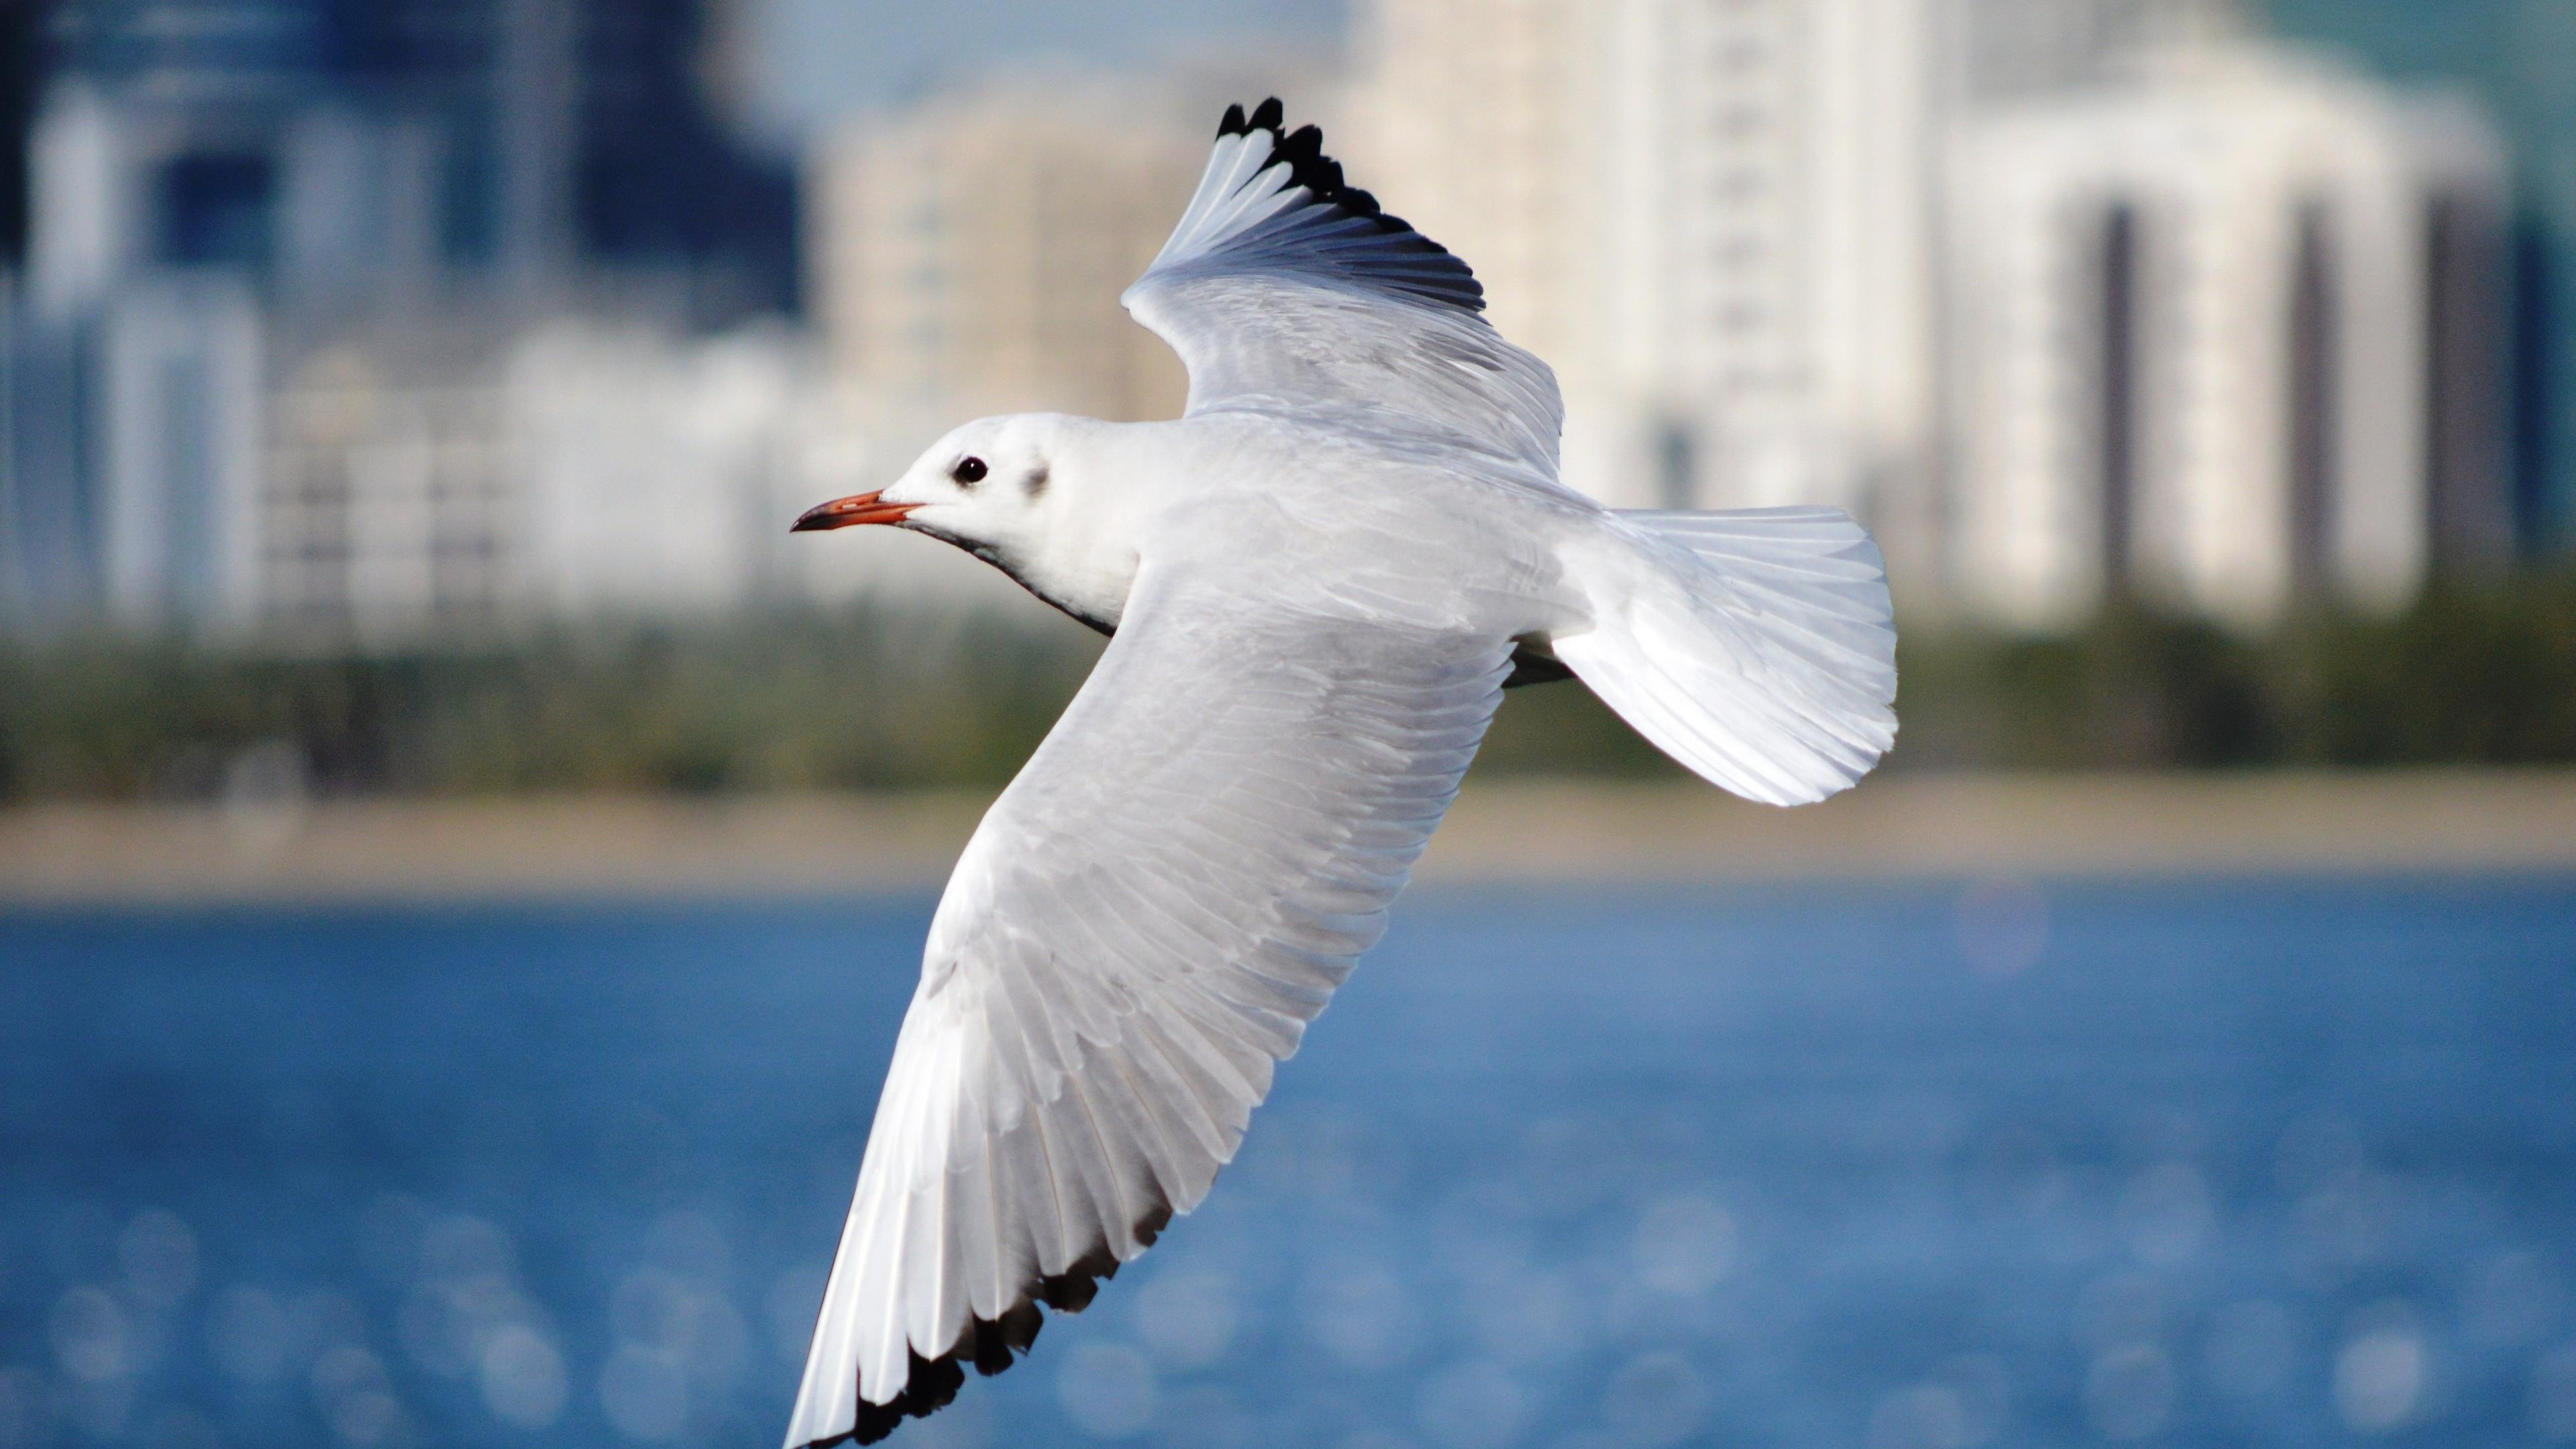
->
left=991, top=419, right=1165, bottom=637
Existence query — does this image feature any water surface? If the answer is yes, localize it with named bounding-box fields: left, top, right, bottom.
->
left=1, top=877, right=2573, bottom=1448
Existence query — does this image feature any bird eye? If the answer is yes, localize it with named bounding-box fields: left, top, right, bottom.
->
left=952, top=457, right=988, bottom=485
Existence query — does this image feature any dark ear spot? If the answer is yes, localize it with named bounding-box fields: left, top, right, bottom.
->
left=1023, top=464, right=1049, bottom=500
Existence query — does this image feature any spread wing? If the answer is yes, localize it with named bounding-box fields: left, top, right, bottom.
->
left=1121, top=98, right=1566, bottom=482
left=785, top=561, right=1512, bottom=1447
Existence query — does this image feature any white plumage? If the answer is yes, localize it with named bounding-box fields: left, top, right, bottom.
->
left=782, top=99, right=1896, bottom=1446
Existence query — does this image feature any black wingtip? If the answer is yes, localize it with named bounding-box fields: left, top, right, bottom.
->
left=801, top=1228, right=1164, bottom=1449
left=1218, top=97, right=1284, bottom=139
left=1201, top=97, right=1485, bottom=314
left=1213, top=101, right=1340, bottom=205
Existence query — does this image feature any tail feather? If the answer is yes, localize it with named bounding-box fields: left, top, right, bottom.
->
left=1552, top=506, right=1898, bottom=806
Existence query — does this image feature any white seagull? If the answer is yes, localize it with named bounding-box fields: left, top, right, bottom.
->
left=782, top=99, right=1896, bottom=1445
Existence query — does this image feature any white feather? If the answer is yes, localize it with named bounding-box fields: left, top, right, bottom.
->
left=1554, top=508, right=1898, bottom=807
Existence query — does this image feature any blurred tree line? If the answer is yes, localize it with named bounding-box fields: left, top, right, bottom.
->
left=2, top=574, right=2572, bottom=802
left=0, top=612, right=1099, bottom=800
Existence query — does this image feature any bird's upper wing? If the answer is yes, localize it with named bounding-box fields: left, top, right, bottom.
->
left=786, top=559, right=1512, bottom=1448
left=1122, top=99, right=1566, bottom=484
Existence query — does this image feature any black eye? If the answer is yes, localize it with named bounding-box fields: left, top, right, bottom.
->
left=952, top=457, right=988, bottom=485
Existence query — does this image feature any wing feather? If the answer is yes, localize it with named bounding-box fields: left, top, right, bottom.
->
left=784, top=564, right=1511, bottom=1447
left=1121, top=99, right=1568, bottom=484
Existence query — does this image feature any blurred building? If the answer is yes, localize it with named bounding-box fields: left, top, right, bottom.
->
left=262, top=312, right=518, bottom=639
left=254, top=305, right=1032, bottom=647
left=257, top=311, right=939, bottom=647
left=1576, top=0, right=1943, bottom=524
left=1345, top=0, right=1986, bottom=525
left=1342, top=0, right=2230, bottom=525
left=98, top=273, right=265, bottom=629
left=808, top=76, right=1196, bottom=429
left=0, top=0, right=802, bottom=638
left=1346, top=0, right=2512, bottom=627
left=25, top=0, right=793, bottom=303
left=1949, top=0, right=2251, bottom=98
left=2261, top=0, right=2576, bottom=551
left=1945, top=45, right=2512, bottom=627
left=504, top=319, right=812, bottom=623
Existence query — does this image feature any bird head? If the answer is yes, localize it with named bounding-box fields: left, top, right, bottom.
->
left=794, top=413, right=1142, bottom=634
left=792, top=415, right=1061, bottom=557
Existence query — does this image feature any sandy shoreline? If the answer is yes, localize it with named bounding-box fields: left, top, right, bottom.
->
left=1, top=771, right=2569, bottom=906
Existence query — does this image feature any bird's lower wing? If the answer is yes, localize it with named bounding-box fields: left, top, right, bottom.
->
left=786, top=564, right=1513, bottom=1447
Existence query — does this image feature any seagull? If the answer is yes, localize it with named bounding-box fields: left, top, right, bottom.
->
left=782, top=97, right=1896, bottom=1446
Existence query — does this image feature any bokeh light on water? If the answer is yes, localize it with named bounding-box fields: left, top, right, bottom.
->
left=1, top=878, right=2573, bottom=1446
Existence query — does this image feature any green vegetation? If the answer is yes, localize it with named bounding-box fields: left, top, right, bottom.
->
left=1895, top=574, right=2576, bottom=770
left=0, top=612, right=1101, bottom=800
left=3, top=574, right=2572, bottom=802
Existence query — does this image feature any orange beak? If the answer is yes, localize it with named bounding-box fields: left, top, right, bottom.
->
left=790, top=490, right=920, bottom=533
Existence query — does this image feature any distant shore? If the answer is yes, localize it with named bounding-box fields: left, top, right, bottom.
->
left=2, top=771, right=2571, bottom=906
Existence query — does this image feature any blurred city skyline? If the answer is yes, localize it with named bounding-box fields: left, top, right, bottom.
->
left=0, top=0, right=2567, bottom=650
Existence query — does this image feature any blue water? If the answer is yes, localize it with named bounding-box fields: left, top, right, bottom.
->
left=3, top=878, right=2575, bottom=1449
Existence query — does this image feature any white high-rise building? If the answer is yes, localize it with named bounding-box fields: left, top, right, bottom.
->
left=1601, top=0, right=1943, bottom=521
left=1944, top=44, right=2512, bottom=628
left=1347, top=0, right=1951, bottom=537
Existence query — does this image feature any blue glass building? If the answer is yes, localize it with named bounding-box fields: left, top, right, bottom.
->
left=34, top=0, right=794, bottom=303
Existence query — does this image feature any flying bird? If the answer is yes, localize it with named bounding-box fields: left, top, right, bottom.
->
left=783, top=97, right=1896, bottom=1446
